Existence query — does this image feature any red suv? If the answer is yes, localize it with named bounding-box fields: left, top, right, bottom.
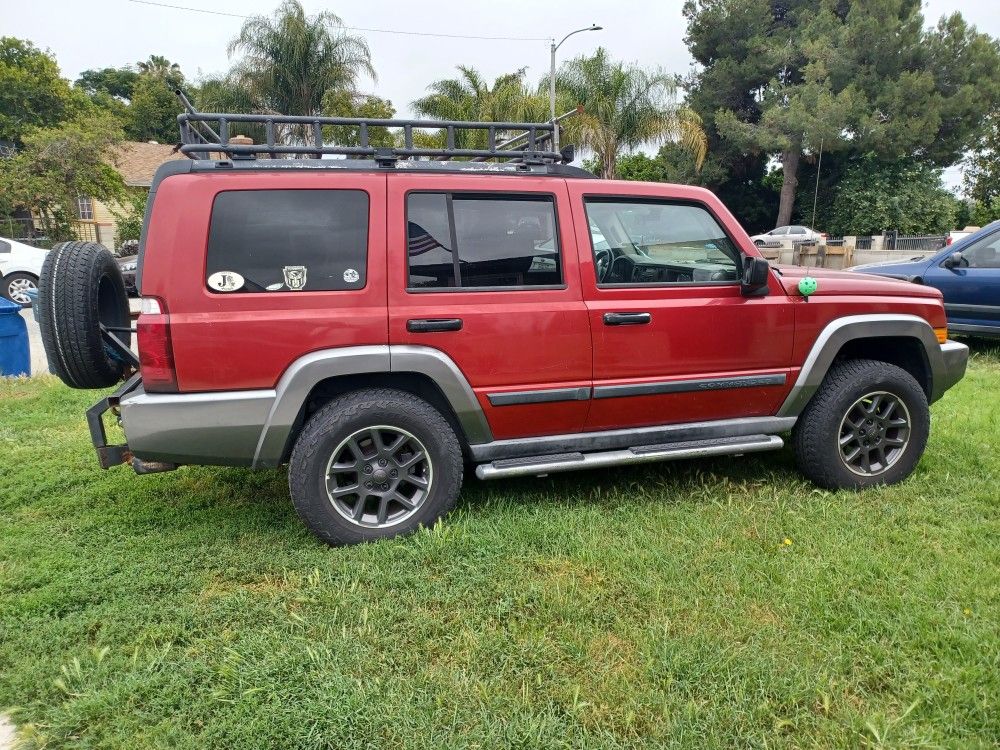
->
left=38, top=106, right=968, bottom=545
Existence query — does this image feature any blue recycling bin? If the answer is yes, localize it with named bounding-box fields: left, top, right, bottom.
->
left=0, top=296, right=30, bottom=377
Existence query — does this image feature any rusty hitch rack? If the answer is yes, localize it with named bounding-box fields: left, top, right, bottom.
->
left=87, top=373, right=141, bottom=469
left=86, top=324, right=142, bottom=469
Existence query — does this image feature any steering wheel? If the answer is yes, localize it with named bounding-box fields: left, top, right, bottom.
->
left=594, top=249, right=612, bottom=282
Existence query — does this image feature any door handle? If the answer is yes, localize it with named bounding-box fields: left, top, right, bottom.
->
left=603, top=312, right=651, bottom=326
left=407, top=318, right=463, bottom=333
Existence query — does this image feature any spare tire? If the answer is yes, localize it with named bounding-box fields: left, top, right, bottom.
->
left=38, top=241, right=132, bottom=389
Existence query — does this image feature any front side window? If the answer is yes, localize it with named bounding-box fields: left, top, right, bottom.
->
left=770, top=227, right=788, bottom=236
left=584, top=199, right=741, bottom=285
left=407, top=193, right=561, bottom=289
left=958, top=231, right=1000, bottom=269
left=206, top=189, right=369, bottom=293
left=75, top=196, right=94, bottom=221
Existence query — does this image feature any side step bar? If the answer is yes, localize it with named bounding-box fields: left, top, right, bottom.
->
left=475, top=434, right=783, bottom=480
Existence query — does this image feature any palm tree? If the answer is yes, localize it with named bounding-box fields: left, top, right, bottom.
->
left=555, top=48, right=707, bottom=179
left=412, top=67, right=549, bottom=150
left=227, top=0, right=375, bottom=118
left=137, top=55, right=183, bottom=87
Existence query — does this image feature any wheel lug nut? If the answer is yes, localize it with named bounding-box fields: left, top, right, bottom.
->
left=364, top=480, right=373, bottom=488
left=363, top=465, right=373, bottom=475
left=378, top=458, right=388, bottom=467
left=389, top=469, right=398, bottom=478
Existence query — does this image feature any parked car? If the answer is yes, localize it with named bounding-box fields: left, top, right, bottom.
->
left=36, top=107, right=968, bottom=546
left=849, top=220, right=1000, bottom=338
left=117, top=255, right=139, bottom=297
left=0, top=236, right=48, bottom=308
left=749, top=225, right=825, bottom=246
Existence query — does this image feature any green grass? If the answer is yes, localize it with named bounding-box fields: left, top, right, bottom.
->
left=1, top=341, right=999, bottom=749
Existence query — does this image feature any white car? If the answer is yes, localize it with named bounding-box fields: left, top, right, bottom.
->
left=1, top=236, right=49, bottom=307
left=749, top=225, right=825, bottom=246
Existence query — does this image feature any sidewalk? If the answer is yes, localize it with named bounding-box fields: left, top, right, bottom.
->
left=0, top=716, right=13, bottom=749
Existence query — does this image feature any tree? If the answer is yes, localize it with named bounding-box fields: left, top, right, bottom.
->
left=412, top=66, right=548, bottom=150
left=683, top=1, right=1000, bottom=228
left=0, top=112, right=125, bottom=239
left=965, top=112, right=1000, bottom=207
left=137, top=55, right=183, bottom=88
left=322, top=91, right=395, bottom=148
left=126, top=74, right=182, bottom=143
left=75, top=67, right=139, bottom=100
left=820, top=156, right=957, bottom=236
left=227, top=0, right=375, bottom=119
left=0, top=37, right=79, bottom=144
left=555, top=47, right=706, bottom=179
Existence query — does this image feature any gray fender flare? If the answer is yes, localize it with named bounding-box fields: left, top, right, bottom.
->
left=776, top=313, right=949, bottom=418
left=252, top=345, right=491, bottom=467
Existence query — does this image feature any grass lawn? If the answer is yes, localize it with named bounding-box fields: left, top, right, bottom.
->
left=1, top=341, right=998, bottom=749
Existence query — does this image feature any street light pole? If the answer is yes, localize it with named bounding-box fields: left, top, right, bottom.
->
left=549, top=23, right=602, bottom=150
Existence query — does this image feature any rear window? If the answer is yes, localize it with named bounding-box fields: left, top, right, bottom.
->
left=206, top=189, right=369, bottom=293
left=406, top=192, right=562, bottom=289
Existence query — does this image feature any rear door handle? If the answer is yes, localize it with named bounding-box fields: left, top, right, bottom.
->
left=407, top=318, right=463, bottom=333
left=603, top=312, right=651, bottom=326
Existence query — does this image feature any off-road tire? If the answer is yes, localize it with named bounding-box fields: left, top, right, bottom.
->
left=791, top=358, right=929, bottom=490
left=288, top=388, right=464, bottom=546
left=38, top=241, right=132, bottom=389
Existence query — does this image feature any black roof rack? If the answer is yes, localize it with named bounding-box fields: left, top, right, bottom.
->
left=175, top=90, right=578, bottom=166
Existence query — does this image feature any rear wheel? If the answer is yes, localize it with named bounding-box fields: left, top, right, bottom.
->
left=792, top=359, right=929, bottom=489
left=38, top=241, right=132, bottom=389
left=3, top=272, right=38, bottom=307
left=288, top=388, right=463, bottom=546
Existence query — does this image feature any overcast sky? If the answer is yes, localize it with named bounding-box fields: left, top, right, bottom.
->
left=7, top=0, right=996, bottom=189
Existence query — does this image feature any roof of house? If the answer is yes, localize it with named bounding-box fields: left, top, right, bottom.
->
left=111, top=141, right=188, bottom=188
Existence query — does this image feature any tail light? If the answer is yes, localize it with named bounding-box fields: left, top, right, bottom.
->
left=137, top=296, right=177, bottom=392
left=946, top=236, right=953, bottom=246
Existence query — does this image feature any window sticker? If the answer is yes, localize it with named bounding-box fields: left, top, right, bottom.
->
left=283, top=266, right=307, bottom=290
left=343, top=268, right=360, bottom=283
left=207, top=271, right=245, bottom=292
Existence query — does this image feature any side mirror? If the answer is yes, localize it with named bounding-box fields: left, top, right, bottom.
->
left=943, top=251, right=963, bottom=269
left=741, top=256, right=771, bottom=296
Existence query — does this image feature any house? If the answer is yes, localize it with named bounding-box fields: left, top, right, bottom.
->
left=71, top=141, right=188, bottom=251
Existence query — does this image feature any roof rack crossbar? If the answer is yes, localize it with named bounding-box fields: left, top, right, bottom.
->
left=174, top=89, right=575, bottom=164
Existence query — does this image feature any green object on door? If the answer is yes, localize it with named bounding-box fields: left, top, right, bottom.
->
left=798, top=276, right=818, bottom=297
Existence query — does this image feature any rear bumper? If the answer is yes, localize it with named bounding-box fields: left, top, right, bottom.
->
left=935, top=340, right=969, bottom=399
left=117, top=384, right=275, bottom=466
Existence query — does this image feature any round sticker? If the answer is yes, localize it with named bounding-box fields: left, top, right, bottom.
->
left=343, top=268, right=360, bottom=283
left=207, top=271, right=245, bottom=292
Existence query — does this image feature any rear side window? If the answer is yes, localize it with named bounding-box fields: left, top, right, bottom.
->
left=0, top=240, right=10, bottom=255
left=406, top=192, right=562, bottom=289
left=206, top=189, right=369, bottom=293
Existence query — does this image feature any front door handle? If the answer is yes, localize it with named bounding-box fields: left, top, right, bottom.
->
left=407, top=318, right=463, bottom=333
left=603, top=312, right=651, bottom=326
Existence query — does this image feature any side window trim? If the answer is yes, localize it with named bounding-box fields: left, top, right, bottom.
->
left=582, top=195, right=744, bottom=289
left=404, top=189, right=566, bottom=293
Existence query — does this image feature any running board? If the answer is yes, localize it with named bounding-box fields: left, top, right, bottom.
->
left=474, top=434, right=784, bottom=480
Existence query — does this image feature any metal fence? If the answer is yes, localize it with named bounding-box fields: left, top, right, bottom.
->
left=883, top=233, right=947, bottom=252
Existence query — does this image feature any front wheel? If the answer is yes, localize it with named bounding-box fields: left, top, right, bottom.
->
left=792, top=359, right=930, bottom=490
left=288, top=388, right=464, bottom=546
